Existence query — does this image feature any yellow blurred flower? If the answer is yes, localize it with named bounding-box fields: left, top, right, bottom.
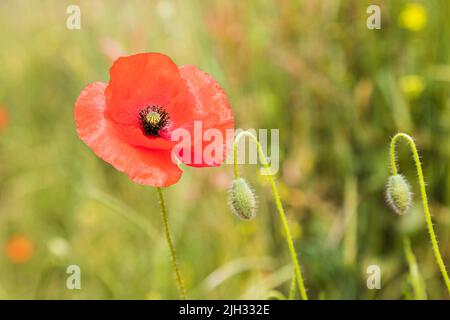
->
left=399, top=3, right=427, bottom=31
left=400, top=75, right=425, bottom=99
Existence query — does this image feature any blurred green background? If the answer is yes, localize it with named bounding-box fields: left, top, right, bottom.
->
left=0, top=0, right=450, bottom=299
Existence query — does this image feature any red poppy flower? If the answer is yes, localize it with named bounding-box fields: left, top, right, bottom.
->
left=75, top=53, right=234, bottom=187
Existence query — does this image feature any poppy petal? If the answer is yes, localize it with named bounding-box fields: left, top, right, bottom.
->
left=105, top=53, right=182, bottom=126
left=175, top=65, right=234, bottom=167
left=113, top=123, right=176, bottom=150
left=75, top=82, right=182, bottom=187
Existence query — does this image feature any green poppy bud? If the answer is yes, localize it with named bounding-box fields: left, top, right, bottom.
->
left=228, top=178, right=257, bottom=220
left=386, top=174, right=413, bottom=215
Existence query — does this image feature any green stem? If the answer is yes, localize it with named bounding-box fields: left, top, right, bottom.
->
left=233, top=131, right=308, bottom=300
left=403, top=237, right=427, bottom=299
left=288, top=271, right=296, bottom=300
left=390, top=132, right=450, bottom=295
left=156, top=187, right=187, bottom=299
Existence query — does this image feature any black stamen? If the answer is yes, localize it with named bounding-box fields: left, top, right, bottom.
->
left=139, top=105, right=169, bottom=137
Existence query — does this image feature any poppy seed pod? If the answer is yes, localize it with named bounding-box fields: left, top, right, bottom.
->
left=386, top=174, right=413, bottom=215
left=228, top=178, right=257, bottom=220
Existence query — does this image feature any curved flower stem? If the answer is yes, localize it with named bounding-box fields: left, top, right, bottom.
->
left=233, top=131, right=308, bottom=300
left=390, top=133, right=450, bottom=294
left=156, top=187, right=187, bottom=299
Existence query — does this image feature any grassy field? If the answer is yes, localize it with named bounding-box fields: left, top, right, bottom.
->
left=0, top=0, right=450, bottom=299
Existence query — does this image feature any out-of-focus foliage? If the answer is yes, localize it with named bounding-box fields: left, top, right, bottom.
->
left=0, top=0, right=449, bottom=299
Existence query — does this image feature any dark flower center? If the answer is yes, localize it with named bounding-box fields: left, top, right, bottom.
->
left=139, top=106, right=169, bottom=137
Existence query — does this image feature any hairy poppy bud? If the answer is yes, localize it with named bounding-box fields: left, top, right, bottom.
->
left=228, top=178, right=257, bottom=220
left=386, top=174, right=413, bottom=215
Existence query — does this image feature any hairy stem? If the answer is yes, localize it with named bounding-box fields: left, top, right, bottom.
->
left=233, top=131, right=308, bottom=300
left=390, top=132, right=450, bottom=294
left=157, top=187, right=187, bottom=299
left=288, top=271, right=296, bottom=300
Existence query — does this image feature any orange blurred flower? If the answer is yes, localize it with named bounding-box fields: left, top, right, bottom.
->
left=5, top=235, right=33, bottom=264
left=0, top=106, right=7, bottom=132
